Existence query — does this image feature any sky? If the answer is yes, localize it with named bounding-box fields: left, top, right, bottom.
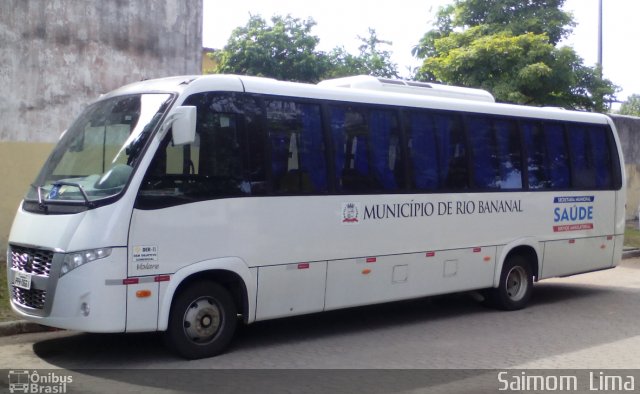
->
left=202, top=0, right=640, bottom=104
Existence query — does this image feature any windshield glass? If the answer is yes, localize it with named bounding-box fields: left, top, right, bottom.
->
left=26, top=93, right=173, bottom=205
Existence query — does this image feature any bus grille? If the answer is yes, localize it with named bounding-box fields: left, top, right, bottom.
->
left=9, top=246, right=54, bottom=277
left=11, top=287, right=47, bottom=310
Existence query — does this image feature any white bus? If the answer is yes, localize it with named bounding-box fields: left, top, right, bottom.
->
left=7, top=75, right=625, bottom=359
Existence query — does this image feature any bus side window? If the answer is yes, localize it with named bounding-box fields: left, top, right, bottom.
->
left=266, top=100, right=327, bottom=194
left=406, top=111, right=468, bottom=191
left=589, top=126, right=614, bottom=188
left=331, top=106, right=372, bottom=192
left=468, top=116, right=522, bottom=189
left=199, top=116, right=243, bottom=180
left=438, top=114, right=468, bottom=190
left=567, top=124, right=613, bottom=189
left=330, top=105, right=401, bottom=193
left=137, top=92, right=267, bottom=207
left=522, top=121, right=570, bottom=190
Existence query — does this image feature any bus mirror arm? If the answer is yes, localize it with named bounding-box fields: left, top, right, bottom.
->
left=166, top=106, right=197, bottom=146
left=51, top=182, right=95, bottom=209
left=36, top=186, right=49, bottom=213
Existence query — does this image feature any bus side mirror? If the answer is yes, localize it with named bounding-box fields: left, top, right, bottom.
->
left=170, top=106, right=197, bottom=146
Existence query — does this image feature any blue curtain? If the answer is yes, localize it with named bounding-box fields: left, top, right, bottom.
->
left=589, top=126, right=611, bottom=187
left=521, top=122, right=547, bottom=189
left=330, top=107, right=347, bottom=189
left=269, top=133, right=289, bottom=182
left=300, top=104, right=328, bottom=192
left=369, top=110, right=396, bottom=190
left=354, top=135, right=370, bottom=177
left=433, top=114, right=454, bottom=185
left=568, top=125, right=590, bottom=188
left=545, top=123, right=570, bottom=188
left=568, top=125, right=612, bottom=189
left=409, top=113, right=438, bottom=189
left=468, top=116, right=496, bottom=188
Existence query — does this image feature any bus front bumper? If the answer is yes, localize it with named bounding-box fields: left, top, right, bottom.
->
left=7, top=248, right=127, bottom=333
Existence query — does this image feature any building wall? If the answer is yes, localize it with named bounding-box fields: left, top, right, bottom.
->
left=611, top=115, right=640, bottom=220
left=0, top=0, right=202, bottom=142
left=0, top=0, right=202, bottom=256
left=0, top=143, right=54, bottom=257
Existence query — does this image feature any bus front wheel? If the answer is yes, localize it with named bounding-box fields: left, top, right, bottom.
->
left=165, top=281, right=237, bottom=359
left=487, top=255, right=533, bottom=311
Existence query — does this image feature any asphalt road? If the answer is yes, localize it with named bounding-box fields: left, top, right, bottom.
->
left=1, top=258, right=640, bottom=393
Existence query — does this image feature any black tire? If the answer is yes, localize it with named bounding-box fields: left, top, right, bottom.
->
left=487, top=255, right=533, bottom=311
left=164, top=281, right=237, bottom=359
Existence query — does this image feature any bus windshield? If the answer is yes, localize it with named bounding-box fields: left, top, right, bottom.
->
left=26, top=93, right=173, bottom=207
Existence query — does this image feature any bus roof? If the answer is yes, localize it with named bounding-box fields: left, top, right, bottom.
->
left=318, top=75, right=496, bottom=103
left=103, top=74, right=611, bottom=125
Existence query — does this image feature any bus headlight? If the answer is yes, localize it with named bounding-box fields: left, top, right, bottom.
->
left=60, top=248, right=112, bottom=277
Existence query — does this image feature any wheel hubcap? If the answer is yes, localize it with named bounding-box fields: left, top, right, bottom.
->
left=183, top=297, right=221, bottom=344
left=506, top=266, right=527, bottom=302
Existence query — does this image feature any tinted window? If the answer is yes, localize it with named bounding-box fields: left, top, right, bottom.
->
left=137, top=93, right=265, bottom=208
left=567, top=124, right=613, bottom=189
left=330, top=106, right=402, bottom=192
left=467, top=116, right=522, bottom=189
left=407, top=111, right=468, bottom=190
left=522, top=121, right=570, bottom=189
left=266, top=100, right=328, bottom=193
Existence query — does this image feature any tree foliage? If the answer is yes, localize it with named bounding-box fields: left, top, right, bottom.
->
left=619, top=94, right=640, bottom=117
left=326, top=28, right=398, bottom=79
left=413, top=0, right=617, bottom=112
left=212, top=15, right=330, bottom=82
left=453, top=0, right=574, bottom=45
left=211, top=16, right=397, bottom=83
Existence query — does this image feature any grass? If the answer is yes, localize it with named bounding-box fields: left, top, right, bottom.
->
left=0, top=260, right=17, bottom=322
left=625, top=227, right=640, bottom=249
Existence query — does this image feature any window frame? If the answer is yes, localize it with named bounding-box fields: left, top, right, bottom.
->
left=134, top=91, right=623, bottom=209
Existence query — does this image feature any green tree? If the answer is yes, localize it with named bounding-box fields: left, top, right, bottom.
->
left=619, top=94, right=640, bottom=116
left=452, top=0, right=574, bottom=45
left=212, top=15, right=330, bottom=83
left=327, top=28, right=399, bottom=79
left=413, top=0, right=617, bottom=112
left=211, top=16, right=399, bottom=83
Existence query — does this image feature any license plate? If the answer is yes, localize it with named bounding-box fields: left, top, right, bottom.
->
left=13, top=271, right=32, bottom=290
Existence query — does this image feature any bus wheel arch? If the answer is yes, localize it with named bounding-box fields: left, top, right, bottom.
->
left=163, top=269, right=250, bottom=359
left=164, top=278, right=238, bottom=359
left=158, top=258, right=256, bottom=333
left=171, top=269, right=249, bottom=324
left=488, top=245, right=539, bottom=310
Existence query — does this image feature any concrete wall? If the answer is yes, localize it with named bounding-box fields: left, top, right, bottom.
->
left=0, top=0, right=202, bottom=256
left=0, top=143, right=54, bottom=258
left=1, top=0, right=202, bottom=143
left=611, top=115, right=640, bottom=219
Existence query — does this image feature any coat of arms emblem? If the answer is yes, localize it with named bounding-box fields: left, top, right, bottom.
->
left=342, top=203, right=360, bottom=224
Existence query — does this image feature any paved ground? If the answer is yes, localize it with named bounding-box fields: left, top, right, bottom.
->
left=1, top=258, right=640, bottom=393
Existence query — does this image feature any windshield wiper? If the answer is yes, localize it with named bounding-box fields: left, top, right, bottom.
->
left=50, top=181, right=96, bottom=209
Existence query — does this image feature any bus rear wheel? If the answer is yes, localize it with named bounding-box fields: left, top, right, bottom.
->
left=487, top=255, right=533, bottom=311
left=165, top=281, right=237, bottom=359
